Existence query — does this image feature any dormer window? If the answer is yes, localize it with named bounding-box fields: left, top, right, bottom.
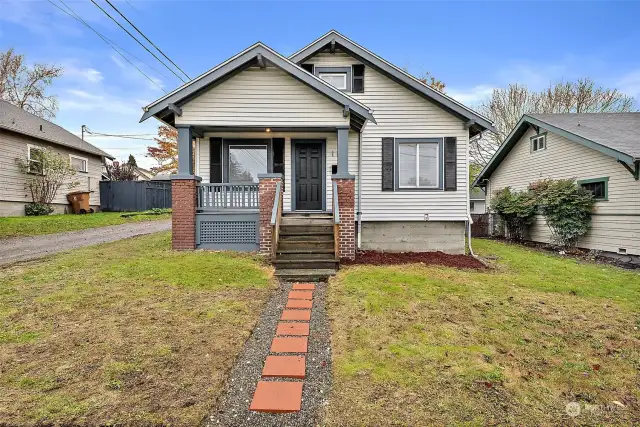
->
left=314, top=67, right=352, bottom=92
left=318, top=72, right=347, bottom=90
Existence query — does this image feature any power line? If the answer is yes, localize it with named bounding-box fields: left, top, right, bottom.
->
left=89, top=0, right=187, bottom=83
left=84, top=127, right=157, bottom=141
left=104, top=0, right=190, bottom=81
left=48, top=0, right=166, bottom=92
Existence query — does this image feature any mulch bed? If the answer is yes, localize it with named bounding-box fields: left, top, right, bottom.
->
left=342, top=250, right=486, bottom=269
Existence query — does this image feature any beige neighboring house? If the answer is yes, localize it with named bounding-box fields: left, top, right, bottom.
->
left=133, top=166, right=154, bottom=180
left=0, top=100, right=114, bottom=216
left=474, top=113, right=640, bottom=257
left=470, top=187, right=486, bottom=214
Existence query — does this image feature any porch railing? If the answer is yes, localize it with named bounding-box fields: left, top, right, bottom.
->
left=198, top=183, right=259, bottom=210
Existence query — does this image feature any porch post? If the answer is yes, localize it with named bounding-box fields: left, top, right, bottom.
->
left=172, top=125, right=200, bottom=250
left=258, top=173, right=283, bottom=256
left=333, top=126, right=356, bottom=259
left=336, top=126, right=350, bottom=177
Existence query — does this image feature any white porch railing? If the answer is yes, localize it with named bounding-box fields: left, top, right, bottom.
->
left=198, top=183, right=259, bottom=210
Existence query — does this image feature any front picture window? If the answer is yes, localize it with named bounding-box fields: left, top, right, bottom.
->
left=398, top=142, right=439, bottom=188
left=228, top=145, right=267, bottom=184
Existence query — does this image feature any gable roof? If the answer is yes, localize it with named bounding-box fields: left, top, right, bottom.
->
left=470, top=187, right=486, bottom=200
left=140, top=42, right=376, bottom=126
left=473, top=113, right=640, bottom=187
left=0, top=100, right=114, bottom=159
left=289, top=30, right=495, bottom=136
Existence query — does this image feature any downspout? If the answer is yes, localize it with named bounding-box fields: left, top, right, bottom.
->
left=357, top=130, right=363, bottom=249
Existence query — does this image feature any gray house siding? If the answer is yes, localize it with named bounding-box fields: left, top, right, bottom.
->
left=0, top=129, right=103, bottom=216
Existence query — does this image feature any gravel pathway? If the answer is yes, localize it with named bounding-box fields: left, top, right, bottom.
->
left=206, top=281, right=332, bottom=427
left=0, top=220, right=171, bottom=266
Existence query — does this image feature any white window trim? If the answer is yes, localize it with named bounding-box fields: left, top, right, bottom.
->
left=397, top=141, right=440, bottom=189
left=318, top=72, right=348, bottom=90
left=69, top=154, right=89, bottom=173
left=27, top=144, right=44, bottom=174
left=531, top=134, right=547, bottom=152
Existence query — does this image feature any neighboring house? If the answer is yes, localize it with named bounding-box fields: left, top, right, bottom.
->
left=470, top=187, right=487, bottom=214
left=474, top=113, right=640, bottom=256
left=140, top=30, right=494, bottom=276
left=0, top=100, right=114, bottom=216
left=133, top=167, right=154, bottom=180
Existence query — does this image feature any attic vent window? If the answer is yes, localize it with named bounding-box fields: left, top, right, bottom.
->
left=319, top=72, right=347, bottom=90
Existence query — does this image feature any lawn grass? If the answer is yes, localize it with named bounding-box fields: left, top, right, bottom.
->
left=326, top=239, right=640, bottom=426
left=0, top=232, right=275, bottom=426
left=0, top=210, right=171, bottom=239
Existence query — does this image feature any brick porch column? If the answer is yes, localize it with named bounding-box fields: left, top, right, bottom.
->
left=171, top=176, right=201, bottom=250
left=333, top=176, right=356, bottom=260
left=258, top=173, right=283, bottom=256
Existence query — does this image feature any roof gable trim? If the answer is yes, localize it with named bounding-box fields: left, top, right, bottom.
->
left=289, top=30, right=495, bottom=133
left=141, top=42, right=375, bottom=124
left=472, top=115, right=636, bottom=187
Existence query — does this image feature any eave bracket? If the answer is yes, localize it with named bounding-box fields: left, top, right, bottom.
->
left=168, top=103, right=182, bottom=117
left=619, top=160, right=640, bottom=180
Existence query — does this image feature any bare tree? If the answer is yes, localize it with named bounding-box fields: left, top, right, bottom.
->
left=418, top=71, right=446, bottom=92
left=473, top=78, right=635, bottom=166
left=0, top=48, right=63, bottom=120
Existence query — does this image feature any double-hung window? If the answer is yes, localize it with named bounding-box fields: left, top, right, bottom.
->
left=396, top=139, right=441, bottom=189
left=69, top=154, right=88, bottom=173
left=531, top=134, right=546, bottom=152
left=27, top=145, right=44, bottom=174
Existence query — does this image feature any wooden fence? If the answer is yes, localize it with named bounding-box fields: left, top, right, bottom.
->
left=99, top=181, right=171, bottom=212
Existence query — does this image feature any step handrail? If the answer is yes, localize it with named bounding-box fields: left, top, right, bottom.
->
left=270, top=181, right=283, bottom=260
left=332, top=180, right=340, bottom=261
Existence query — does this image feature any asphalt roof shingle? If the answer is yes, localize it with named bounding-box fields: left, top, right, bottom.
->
left=0, top=100, right=114, bottom=159
left=529, top=113, right=640, bottom=159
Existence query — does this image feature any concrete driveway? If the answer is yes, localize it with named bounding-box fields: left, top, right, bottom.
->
left=0, top=220, right=171, bottom=267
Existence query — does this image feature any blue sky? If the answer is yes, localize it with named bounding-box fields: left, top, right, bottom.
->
left=1, top=0, right=639, bottom=168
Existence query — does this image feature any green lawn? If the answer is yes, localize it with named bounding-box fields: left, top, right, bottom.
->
left=326, top=239, right=640, bottom=426
left=0, top=232, right=274, bottom=426
left=0, top=210, right=171, bottom=239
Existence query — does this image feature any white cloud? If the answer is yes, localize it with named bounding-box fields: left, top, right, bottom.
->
left=448, top=85, right=495, bottom=106
left=62, top=64, right=104, bottom=84
left=616, top=70, right=640, bottom=99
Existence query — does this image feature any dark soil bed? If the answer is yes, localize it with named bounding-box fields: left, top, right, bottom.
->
left=342, top=250, right=486, bottom=269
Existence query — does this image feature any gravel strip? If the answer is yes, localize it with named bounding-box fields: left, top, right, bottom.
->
left=205, top=280, right=332, bottom=427
left=0, top=220, right=171, bottom=266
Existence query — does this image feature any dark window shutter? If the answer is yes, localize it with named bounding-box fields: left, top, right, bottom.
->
left=210, top=137, right=222, bottom=183
left=301, top=63, right=314, bottom=73
left=272, top=138, right=284, bottom=175
left=444, top=137, right=457, bottom=191
left=382, top=137, right=394, bottom=191
left=352, top=64, right=364, bottom=93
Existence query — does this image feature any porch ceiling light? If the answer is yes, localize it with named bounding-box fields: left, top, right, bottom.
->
left=266, top=128, right=271, bottom=132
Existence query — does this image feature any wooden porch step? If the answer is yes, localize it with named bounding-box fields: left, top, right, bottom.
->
left=280, top=218, right=333, bottom=226
left=277, top=253, right=336, bottom=261
left=274, top=259, right=338, bottom=270
left=278, top=240, right=334, bottom=250
left=279, top=230, right=333, bottom=237
left=277, top=248, right=334, bottom=254
left=280, top=225, right=333, bottom=234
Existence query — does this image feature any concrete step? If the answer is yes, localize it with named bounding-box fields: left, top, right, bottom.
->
left=275, top=268, right=337, bottom=281
left=274, top=259, right=338, bottom=270
left=277, top=240, right=334, bottom=250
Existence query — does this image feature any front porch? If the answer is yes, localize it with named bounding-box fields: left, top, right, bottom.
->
left=171, top=125, right=357, bottom=275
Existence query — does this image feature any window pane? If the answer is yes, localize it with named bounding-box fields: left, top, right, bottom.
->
left=229, top=146, right=267, bottom=183
left=418, top=143, right=438, bottom=187
left=398, top=143, right=417, bottom=187
left=319, top=73, right=347, bottom=89
left=71, top=157, right=86, bottom=172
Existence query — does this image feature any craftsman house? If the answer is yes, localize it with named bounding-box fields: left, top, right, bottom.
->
left=140, top=30, right=495, bottom=278
left=474, top=113, right=640, bottom=257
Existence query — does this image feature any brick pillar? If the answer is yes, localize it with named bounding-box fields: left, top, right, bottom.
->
left=258, top=174, right=283, bottom=256
left=171, top=176, right=201, bottom=250
left=333, top=177, right=356, bottom=260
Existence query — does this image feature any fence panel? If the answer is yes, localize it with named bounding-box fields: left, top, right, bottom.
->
left=99, top=181, right=172, bottom=212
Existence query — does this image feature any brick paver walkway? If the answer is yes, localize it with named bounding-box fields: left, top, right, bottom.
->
left=249, top=282, right=317, bottom=413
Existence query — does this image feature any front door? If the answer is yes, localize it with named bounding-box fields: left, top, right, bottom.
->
left=294, top=141, right=323, bottom=211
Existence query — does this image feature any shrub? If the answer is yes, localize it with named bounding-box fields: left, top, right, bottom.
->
left=25, top=203, right=54, bottom=216
left=490, top=187, right=537, bottom=241
left=530, top=179, right=595, bottom=247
